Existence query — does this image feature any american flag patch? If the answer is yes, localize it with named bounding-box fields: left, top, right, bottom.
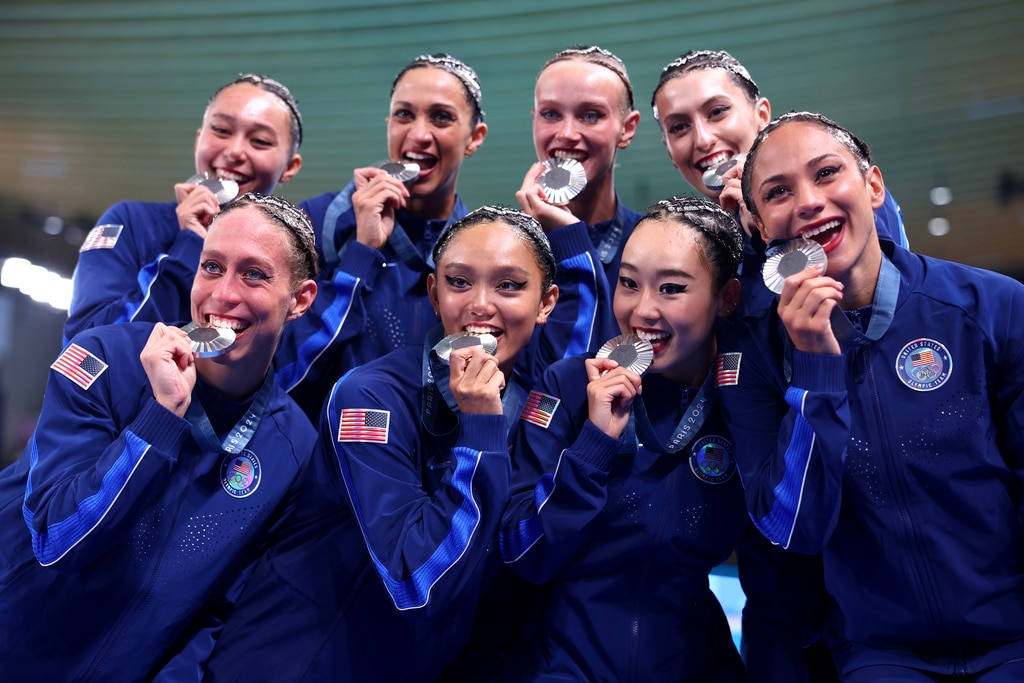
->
left=51, top=343, right=108, bottom=390
left=715, top=353, right=742, bottom=387
left=80, top=224, right=123, bottom=252
left=338, top=408, right=390, bottom=444
left=520, top=391, right=560, bottom=429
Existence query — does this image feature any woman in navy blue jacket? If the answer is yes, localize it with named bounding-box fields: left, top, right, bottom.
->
left=0, top=193, right=318, bottom=682
left=719, top=111, right=1024, bottom=681
left=499, top=196, right=809, bottom=682
left=203, top=206, right=597, bottom=682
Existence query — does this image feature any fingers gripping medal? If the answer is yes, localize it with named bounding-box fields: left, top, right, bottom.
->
left=181, top=322, right=236, bottom=358
left=596, top=334, right=654, bottom=376
left=432, top=331, right=498, bottom=365
left=538, top=158, right=587, bottom=205
left=373, top=159, right=420, bottom=184
left=185, top=173, right=239, bottom=205
left=761, top=239, right=827, bottom=294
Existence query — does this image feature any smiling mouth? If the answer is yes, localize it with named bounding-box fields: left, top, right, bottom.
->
left=552, top=150, right=586, bottom=162
left=697, top=151, right=732, bottom=172
left=206, top=315, right=250, bottom=334
left=635, top=328, right=669, bottom=353
left=403, top=151, right=436, bottom=173
left=464, top=324, right=503, bottom=339
left=801, top=219, right=842, bottom=247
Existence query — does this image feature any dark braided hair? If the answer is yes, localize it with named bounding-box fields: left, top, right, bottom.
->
left=216, top=192, right=319, bottom=284
left=638, top=196, right=743, bottom=290
left=432, top=205, right=556, bottom=292
left=651, top=50, right=760, bottom=125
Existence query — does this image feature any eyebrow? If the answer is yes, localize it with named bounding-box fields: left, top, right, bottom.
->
left=442, top=262, right=532, bottom=278
left=619, top=262, right=695, bottom=280
left=208, top=113, right=281, bottom=139
left=757, top=153, right=842, bottom=190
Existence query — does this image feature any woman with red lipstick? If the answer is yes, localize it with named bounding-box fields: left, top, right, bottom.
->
left=516, top=44, right=642, bottom=344
left=0, top=193, right=319, bottom=681
left=64, top=74, right=304, bottom=343
left=651, top=50, right=907, bottom=322
left=277, top=53, right=489, bottom=419
left=498, top=196, right=808, bottom=682
left=719, top=112, right=1024, bottom=682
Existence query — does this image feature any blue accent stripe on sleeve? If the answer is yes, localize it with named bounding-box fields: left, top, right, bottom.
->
left=560, top=252, right=599, bottom=358
left=498, top=469, right=556, bottom=563
left=756, top=386, right=815, bottom=548
left=277, top=270, right=360, bottom=392
left=24, top=431, right=152, bottom=566
left=126, top=253, right=168, bottom=323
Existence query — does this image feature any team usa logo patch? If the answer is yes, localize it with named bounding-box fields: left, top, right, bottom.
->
left=80, top=224, right=123, bottom=252
left=689, top=435, right=736, bottom=484
left=520, top=391, right=560, bottom=429
left=338, top=408, right=390, bottom=444
left=51, top=343, right=108, bottom=390
left=895, top=338, right=951, bottom=392
left=221, top=450, right=261, bottom=498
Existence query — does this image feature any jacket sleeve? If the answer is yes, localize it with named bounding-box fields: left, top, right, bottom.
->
left=64, top=202, right=203, bottom=341
left=22, top=335, right=192, bottom=572
left=498, top=362, right=619, bottom=583
left=323, top=372, right=512, bottom=620
left=717, top=324, right=850, bottom=554
left=990, top=280, right=1024, bottom=523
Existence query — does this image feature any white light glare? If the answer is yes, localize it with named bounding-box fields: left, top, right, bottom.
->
left=929, top=186, right=953, bottom=206
left=0, top=257, right=73, bottom=311
left=928, top=217, right=951, bottom=237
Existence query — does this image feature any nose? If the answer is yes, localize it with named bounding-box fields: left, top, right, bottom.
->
left=468, top=287, right=497, bottom=318
left=556, top=117, right=581, bottom=142
left=794, top=179, right=826, bottom=220
left=409, top=117, right=432, bottom=144
left=692, top=119, right=716, bottom=153
left=223, top=135, right=247, bottom=163
left=211, top=273, right=243, bottom=305
left=633, top=286, right=659, bottom=322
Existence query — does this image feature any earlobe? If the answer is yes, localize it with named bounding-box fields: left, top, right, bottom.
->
left=426, top=273, right=440, bottom=314
left=868, top=165, right=886, bottom=210
left=718, top=279, right=741, bottom=318
left=465, top=122, right=488, bottom=158
left=279, top=154, right=303, bottom=184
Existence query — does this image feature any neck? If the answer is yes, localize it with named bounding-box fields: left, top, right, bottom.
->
left=196, top=357, right=269, bottom=402
left=406, top=185, right=457, bottom=221
left=839, top=242, right=884, bottom=310
left=660, top=338, right=716, bottom=388
left=568, top=172, right=617, bottom=225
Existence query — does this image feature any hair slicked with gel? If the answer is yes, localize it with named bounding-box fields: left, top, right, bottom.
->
left=208, top=74, right=304, bottom=154
left=541, top=44, right=636, bottom=114
left=651, top=50, right=760, bottom=123
left=216, top=192, right=319, bottom=283
left=637, top=195, right=743, bottom=290
left=432, top=205, right=556, bottom=292
left=741, top=111, right=874, bottom=219
left=392, top=53, right=485, bottom=125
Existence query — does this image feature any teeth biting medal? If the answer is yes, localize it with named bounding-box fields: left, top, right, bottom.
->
left=596, top=334, right=654, bottom=375
left=538, top=158, right=587, bottom=205
left=373, top=159, right=420, bottom=184
left=432, top=331, right=498, bottom=365
left=761, top=238, right=827, bottom=294
left=701, top=154, right=744, bottom=193
left=181, top=322, right=236, bottom=358
left=185, top=173, right=239, bottom=205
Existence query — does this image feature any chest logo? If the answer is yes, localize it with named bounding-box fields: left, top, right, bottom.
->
left=689, top=435, right=735, bottom=485
left=895, top=338, right=951, bottom=392
left=221, top=450, right=261, bottom=498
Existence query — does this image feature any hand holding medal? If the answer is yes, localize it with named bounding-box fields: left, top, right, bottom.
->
left=595, top=333, right=654, bottom=376
left=181, top=322, right=236, bottom=358
left=761, top=238, right=827, bottom=294
left=432, top=331, right=498, bottom=365
left=372, top=159, right=420, bottom=184
left=184, top=172, right=240, bottom=205
left=537, top=158, right=587, bottom=205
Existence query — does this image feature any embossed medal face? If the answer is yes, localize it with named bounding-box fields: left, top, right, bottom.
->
left=595, top=333, right=654, bottom=375
left=432, top=331, right=498, bottom=365
left=373, top=159, right=420, bottom=183
left=182, top=322, right=236, bottom=358
left=762, top=239, right=827, bottom=294
left=185, top=173, right=239, bottom=205
left=538, top=158, right=587, bottom=205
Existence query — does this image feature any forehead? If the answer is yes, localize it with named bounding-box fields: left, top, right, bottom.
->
left=439, top=222, right=540, bottom=269
left=205, top=83, right=292, bottom=128
left=205, top=206, right=288, bottom=255
left=625, top=218, right=706, bottom=265
left=392, top=66, right=470, bottom=108
left=536, top=59, right=627, bottom=104
left=754, top=121, right=851, bottom=169
left=661, top=67, right=748, bottom=104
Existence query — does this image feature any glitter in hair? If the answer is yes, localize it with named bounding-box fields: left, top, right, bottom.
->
left=641, top=195, right=743, bottom=287
left=210, top=74, right=304, bottom=151
left=217, top=192, right=319, bottom=282
left=651, top=50, right=759, bottom=122
left=544, top=44, right=635, bottom=113
left=432, top=205, right=556, bottom=292
left=741, top=111, right=874, bottom=219
left=393, top=53, right=485, bottom=124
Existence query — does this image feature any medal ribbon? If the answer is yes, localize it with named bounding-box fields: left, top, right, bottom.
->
left=186, top=371, right=275, bottom=454
left=595, top=200, right=631, bottom=266
left=632, top=370, right=717, bottom=454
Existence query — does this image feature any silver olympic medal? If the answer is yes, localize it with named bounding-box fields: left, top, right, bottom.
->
left=762, top=239, right=827, bottom=294
left=432, top=332, right=498, bottom=365
left=701, top=155, right=743, bottom=192
left=538, top=158, right=587, bottom=205
left=374, top=159, right=420, bottom=184
left=185, top=173, right=239, bottom=205
left=182, top=322, right=236, bottom=358
left=596, top=333, right=655, bottom=376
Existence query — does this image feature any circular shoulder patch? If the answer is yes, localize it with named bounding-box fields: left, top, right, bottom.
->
left=221, top=450, right=261, bottom=498
left=689, top=435, right=736, bottom=485
left=895, top=338, right=952, bottom=392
